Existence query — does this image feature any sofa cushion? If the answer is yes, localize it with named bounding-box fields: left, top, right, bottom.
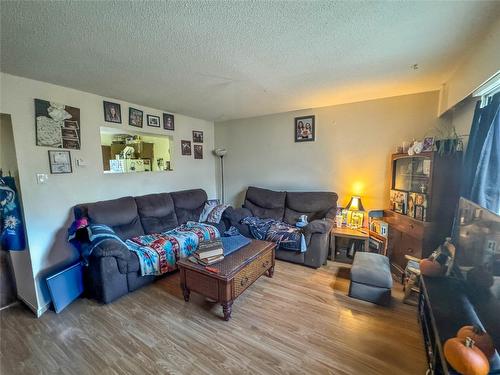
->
left=135, top=193, right=178, bottom=234
left=171, top=189, right=208, bottom=224
left=79, top=196, right=144, bottom=240
left=284, top=192, right=338, bottom=224
left=243, top=186, right=286, bottom=220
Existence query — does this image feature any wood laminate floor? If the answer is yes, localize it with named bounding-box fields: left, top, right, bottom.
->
left=0, top=260, right=426, bottom=374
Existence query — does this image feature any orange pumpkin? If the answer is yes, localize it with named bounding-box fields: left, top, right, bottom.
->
left=444, top=337, right=490, bottom=375
left=420, top=258, right=443, bottom=277
left=457, top=326, right=496, bottom=359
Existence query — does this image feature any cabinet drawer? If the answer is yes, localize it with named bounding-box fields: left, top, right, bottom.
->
left=386, top=213, right=424, bottom=239
left=233, top=250, right=272, bottom=297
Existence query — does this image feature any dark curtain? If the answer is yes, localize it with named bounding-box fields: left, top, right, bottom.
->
left=461, top=92, right=500, bottom=214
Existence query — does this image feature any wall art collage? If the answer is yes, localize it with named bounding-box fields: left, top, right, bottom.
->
left=35, top=98, right=177, bottom=174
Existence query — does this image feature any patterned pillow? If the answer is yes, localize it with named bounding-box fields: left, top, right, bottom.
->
left=199, top=199, right=220, bottom=222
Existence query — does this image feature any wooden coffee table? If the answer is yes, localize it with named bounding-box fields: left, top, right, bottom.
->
left=177, top=239, right=275, bottom=320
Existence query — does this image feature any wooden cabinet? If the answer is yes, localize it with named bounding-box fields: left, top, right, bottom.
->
left=384, top=151, right=462, bottom=281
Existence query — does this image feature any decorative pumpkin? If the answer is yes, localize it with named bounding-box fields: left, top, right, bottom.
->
left=419, top=258, right=443, bottom=277
left=444, top=337, right=490, bottom=375
left=457, top=326, right=495, bottom=359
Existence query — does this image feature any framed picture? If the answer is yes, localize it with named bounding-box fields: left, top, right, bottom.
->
left=415, top=205, right=426, bottom=221
left=48, top=150, right=72, bottom=174
left=390, top=189, right=407, bottom=215
left=147, top=115, right=160, bottom=128
left=295, top=115, right=315, bottom=142
left=103, top=101, right=122, bottom=124
left=194, top=144, right=203, bottom=159
left=163, top=113, right=174, bottom=130
left=129, top=107, right=143, bottom=128
left=422, top=137, right=434, bottom=152
left=35, top=99, right=81, bottom=150
left=181, top=140, right=192, bottom=155
left=408, top=193, right=416, bottom=218
left=192, top=130, right=203, bottom=143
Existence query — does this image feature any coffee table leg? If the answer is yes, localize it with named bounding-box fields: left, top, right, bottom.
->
left=267, top=266, right=274, bottom=278
left=222, top=301, right=233, bottom=321
left=182, top=285, right=190, bottom=302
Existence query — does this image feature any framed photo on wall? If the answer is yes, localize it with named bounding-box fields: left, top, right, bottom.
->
left=181, top=140, right=192, bottom=155
left=192, top=130, right=203, bottom=143
left=295, top=115, right=315, bottom=142
left=194, top=144, right=203, bottom=159
left=147, top=115, right=160, bottom=128
left=129, top=107, right=143, bottom=128
left=103, top=101, right=122, bottom=124
left=35, top=99, right=81, bottom=149
left=163, top=113, right=174, bottom=130
left=48, top=150, right=72, bottom=174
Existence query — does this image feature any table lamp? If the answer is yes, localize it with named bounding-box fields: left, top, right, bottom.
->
left=346, top=195, right=365, bottom=229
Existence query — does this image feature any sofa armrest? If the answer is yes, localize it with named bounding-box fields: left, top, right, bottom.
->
left=222, top=207, right=253, bottom=237
left=303, top=219, right=334, bottom=235
left=91, top=238, right=130, bottom=259
left=223, top=207, right=252, bottom=223
left=89, top=239, right=132, bottom=274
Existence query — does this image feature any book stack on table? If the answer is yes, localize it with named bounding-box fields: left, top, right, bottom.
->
left=192, top=239, right=224, bottom=265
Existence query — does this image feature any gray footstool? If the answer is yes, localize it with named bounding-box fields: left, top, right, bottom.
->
left=349, top=252, right=393, bottom=306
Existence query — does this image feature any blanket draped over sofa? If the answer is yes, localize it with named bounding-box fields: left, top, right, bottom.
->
left=241, top=216, right=306, bottom=252
left=70, top=221, right=220, bottom=277
left=127, top=221, right=219, bottom=276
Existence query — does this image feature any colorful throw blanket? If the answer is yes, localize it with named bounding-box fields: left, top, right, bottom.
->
left=241, top=216, right=306, bottom=252
left=127, top=221, right=220, bottom=276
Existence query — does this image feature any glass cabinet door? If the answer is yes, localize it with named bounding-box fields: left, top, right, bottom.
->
left=393, top=156, right=431, bottom=193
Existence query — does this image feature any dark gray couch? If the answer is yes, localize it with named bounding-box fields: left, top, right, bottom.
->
left=74, top=189, right=223, bottom=304
left=223, top=186, right=337, bottom=268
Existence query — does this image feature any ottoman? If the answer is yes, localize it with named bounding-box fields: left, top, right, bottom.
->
left=349, top=252, right=393, bottom=306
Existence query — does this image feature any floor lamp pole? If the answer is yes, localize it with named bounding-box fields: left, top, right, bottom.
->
left=220, top=155, right=225, bottom=204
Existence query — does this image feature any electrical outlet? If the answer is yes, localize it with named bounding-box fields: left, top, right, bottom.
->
left=36, top=173, right=48, bottom=184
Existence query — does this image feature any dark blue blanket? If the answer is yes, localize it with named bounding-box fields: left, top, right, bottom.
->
left=241, top=216, right=306, bottom=252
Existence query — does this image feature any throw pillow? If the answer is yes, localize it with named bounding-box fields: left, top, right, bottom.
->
left=199, top=199, right=220, bottom=222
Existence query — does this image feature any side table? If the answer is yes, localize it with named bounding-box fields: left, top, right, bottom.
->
left=330, top=227, right=369, bottom=264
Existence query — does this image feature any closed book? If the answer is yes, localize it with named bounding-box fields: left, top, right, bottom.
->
left=196, top=240, right=223, bottom=258
left=198, top=239, right=223, bottom=250
left=198, top=254, right=224, bottom=265
left=195, top=247, right=223, bottom=259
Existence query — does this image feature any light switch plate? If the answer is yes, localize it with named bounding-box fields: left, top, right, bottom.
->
left=36, top=173, right=48, bottom=184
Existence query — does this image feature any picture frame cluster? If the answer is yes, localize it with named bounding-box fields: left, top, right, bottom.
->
left=181, top=130, right=204, bottom=159
left=103, top=101, right=174, bottom=131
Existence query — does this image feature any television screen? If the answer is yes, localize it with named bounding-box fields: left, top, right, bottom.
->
left=453, top=197, right=500, bottom=297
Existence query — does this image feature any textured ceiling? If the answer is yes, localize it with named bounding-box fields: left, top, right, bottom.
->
left=1, top=1, right=499, bottom=121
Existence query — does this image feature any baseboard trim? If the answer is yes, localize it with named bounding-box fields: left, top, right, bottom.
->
left=0, top=301, right=19, bottom=311
left=17, top=294, right=50, bottom=317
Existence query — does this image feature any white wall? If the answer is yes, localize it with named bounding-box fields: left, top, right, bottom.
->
left=215, top=91, right=443, bottom=210
left=0, top=73, right=217, bottom=315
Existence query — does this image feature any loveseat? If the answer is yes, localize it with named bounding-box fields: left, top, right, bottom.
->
left=223, top=186, right=337, bottom=268
left=74, top=189, right=224, bottom=303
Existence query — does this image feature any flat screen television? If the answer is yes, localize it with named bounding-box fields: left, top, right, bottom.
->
left=452, top=197, right=500, bottom=297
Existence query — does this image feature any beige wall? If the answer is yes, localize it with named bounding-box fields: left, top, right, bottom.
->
left=215, top=91, right=442, bottom=210
left=439, top=17, right=500, bottom=115
left=0, top=114, right=38, bottom=308
left=0, top=73, right=217, bottom=315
